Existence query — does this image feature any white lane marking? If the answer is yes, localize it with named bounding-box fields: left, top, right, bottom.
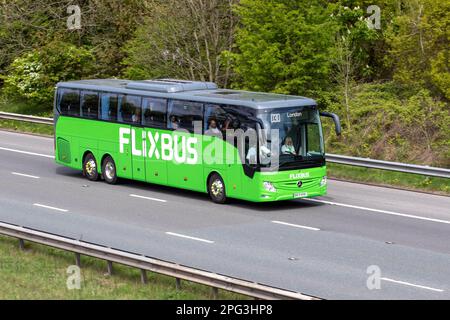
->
left=0, top=146, right=54, bottom=159
left=272, top=220, right=320, bottom=231
left=130, top=194, right=167, bottom=203
left=12, top=172, right=40, bottom=179
left=304, top=198, right=450, bottom=225
left=166, top=232, right=214, bottom=244
left=381, top=277, right=444, bottom=293
left=33, top=203, right=68, bottom=213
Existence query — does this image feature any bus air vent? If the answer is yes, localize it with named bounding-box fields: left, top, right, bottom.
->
left=126, top=79, right=217, bottom=93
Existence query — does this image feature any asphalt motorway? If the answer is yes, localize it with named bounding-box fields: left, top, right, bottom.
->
left=0, top=130, right=449, bottom=299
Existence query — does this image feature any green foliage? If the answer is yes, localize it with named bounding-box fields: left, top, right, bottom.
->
left=385, top=0, right=450, bottom=100
left=122, top=0, right=238, bottom=86
left=324, top=82, right=450, bottom=166
left=227, top=0, right=338, bottom=97
left=0, top=0, right=448, bottom=169
left=2, top=42, right=95, bottom=107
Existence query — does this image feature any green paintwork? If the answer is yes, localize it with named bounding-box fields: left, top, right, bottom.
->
left=55, top=116, right=327, bottom=202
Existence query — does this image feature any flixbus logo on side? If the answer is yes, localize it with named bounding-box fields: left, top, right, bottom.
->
left=119, top=128, right=198, bottom=164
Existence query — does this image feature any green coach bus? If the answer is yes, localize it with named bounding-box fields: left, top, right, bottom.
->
left=54, top=79, right=341, bottom=203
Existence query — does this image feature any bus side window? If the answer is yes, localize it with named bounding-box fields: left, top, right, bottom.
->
left=143, top=97, right=167, bottom=128
left=168, top=100, right=203, bottom=133
left=204, top=104, right=228, bottom=137
left=119, top=95, right=142, bottom=125
left=58, top=89, right=80, bottom=117
left=81, top=91, right=99, bottom=120
left=100, top=93, right=118, bottom=122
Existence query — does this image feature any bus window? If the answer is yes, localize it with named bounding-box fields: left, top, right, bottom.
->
left=58, top=89, right=80, bottom=117
left=100, top=93, right=118, bottom=122
left=143, top=97, right=167, bottom=128
left=204, top=104, right=229, bottom=137
left=119, top=95, right=142, bottom=125
left=81, top=91, right=99, bottom=120
left=168, top=100, right=203, bottom=132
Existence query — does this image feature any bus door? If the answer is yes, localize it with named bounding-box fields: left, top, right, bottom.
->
left=131, top=126, right=147, bottom=182
left=142, top=98, right=168, bottom=185
left=166, top=100, right=204, bottom=192
left=118, top=94, right=142, bottom=180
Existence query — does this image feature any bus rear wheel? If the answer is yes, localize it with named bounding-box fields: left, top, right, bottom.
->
left=102, top=156, right=117, bottom=184
left=208, top=173, right=227, bottom=204
left=83, top=153, right=99, bottom=181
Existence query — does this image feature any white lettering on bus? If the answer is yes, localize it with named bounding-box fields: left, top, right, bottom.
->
left=119, top=127, right=131, bottom=153
left=290, top=172, right=310, bottom=180
left=120, top=128, right=198, bottom=164
left=148, top=131, right=160, bottom=159
left=131, top=129, right=142, bottom=157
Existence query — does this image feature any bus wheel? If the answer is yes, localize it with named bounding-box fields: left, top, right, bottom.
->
left=83, top=153, right=99, bottom=181
left=208, top=173, right=227, bottom=204
left=102, top=156, right=117, bottom=184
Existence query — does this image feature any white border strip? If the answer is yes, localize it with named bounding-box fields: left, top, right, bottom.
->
left=166, top=232, right=214, bottom=244
left=0, top=146, right=54, bottom=159
left=272, top=220, right=320, bottom=231
left=304, top=198, right=450, bottom=225
left=12, top=172, right=40, bottom=179
left=130, top=194, right=167, bottom=203
left=382, top=277, right=444, bottom=293
left=33, top=203, right=68, bottom=213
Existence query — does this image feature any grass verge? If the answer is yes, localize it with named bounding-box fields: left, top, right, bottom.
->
left=0, top=97, right=53, bottom=136
left=0, top=235, right=246, bottom=300
left=328, top=162, right=450, bottom=195
left=0, top=120, right=53, bottom=136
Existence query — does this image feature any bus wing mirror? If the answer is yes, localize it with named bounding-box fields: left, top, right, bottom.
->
left=320, top=112, right=341, bottom=136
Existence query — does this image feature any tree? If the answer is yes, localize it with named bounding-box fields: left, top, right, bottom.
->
left=123, top=0, right=239, bottom=86
left=385, top=0, right=450, bottom=100
left=2, top=41, right=95, bottom=106
left=226, top=0, right=339, bottom=99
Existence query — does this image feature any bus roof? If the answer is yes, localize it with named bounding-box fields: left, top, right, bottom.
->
left=56, top=79, right=317, bottom=110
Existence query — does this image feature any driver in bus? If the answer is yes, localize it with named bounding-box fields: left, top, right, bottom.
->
left=281, top=136, right=296, bottom=155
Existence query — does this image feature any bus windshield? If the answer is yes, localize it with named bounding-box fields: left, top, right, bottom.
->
left=256, top=106, right=325, bottom=171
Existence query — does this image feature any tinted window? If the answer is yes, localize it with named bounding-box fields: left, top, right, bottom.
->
left=204, top=104, right=230, bottom=137
left=58, top=89, right=80, bottom=116
left=168, top=100, right=203, bottom=132
left=100, top=93, right=118, bottom=122
left=119, top=95, right=141, bottom=124
left=81, top=91, right=99, bottom=119
left=143, top=97, right=167, bottom=128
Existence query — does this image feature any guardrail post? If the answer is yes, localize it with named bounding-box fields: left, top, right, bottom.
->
left=176, top=278, right=181, bottom=290
left=107, top=260, right=113, bottom=276
left=140, top=269, right=148, bottom=284
left=75, top=253, right=81, bottom=267
left=211, top=287, right=219, bottom=300
left=18, top=239, right=25, bottom=251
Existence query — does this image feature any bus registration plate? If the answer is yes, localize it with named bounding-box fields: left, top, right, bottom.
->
left=293, top=192, right=308, bottom=198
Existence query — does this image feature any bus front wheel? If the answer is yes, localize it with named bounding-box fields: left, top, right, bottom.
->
left=208, top=173, right=227, bottom=204
left=102, top=156, right=117, bottom=184
left=83, top=153, right=99, bottom=181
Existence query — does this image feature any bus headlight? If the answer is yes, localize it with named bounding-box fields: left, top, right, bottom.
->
left=320, top=176, right=327, bottom=187
left=263, top=181, right=277, bottom=193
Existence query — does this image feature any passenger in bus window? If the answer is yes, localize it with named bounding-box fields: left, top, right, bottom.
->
left=205, top=119, right=222, bottom=137
left=132, top=108, right=141, bottom=124
left=169, top=115, right=179, bottom=129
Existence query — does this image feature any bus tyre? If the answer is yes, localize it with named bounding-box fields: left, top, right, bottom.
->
left=208, top=173, right=227, bottom=204
left=102, top=156, right=118, bottom=185
left=83, top=153, right=99, bottom=181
